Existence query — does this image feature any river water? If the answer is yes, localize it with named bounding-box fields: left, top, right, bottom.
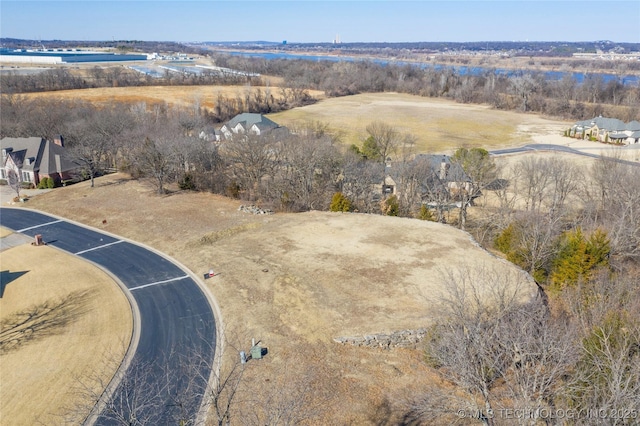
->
left=217, top=50, right=640, bottom=86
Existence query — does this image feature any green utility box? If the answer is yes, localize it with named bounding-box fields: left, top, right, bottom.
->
left=250, top=345, right=262, bottom=360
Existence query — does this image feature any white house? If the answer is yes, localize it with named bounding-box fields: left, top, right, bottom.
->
left=571, top=117, right=640, bottom=145
left=219, top=113, right=284, bottom=140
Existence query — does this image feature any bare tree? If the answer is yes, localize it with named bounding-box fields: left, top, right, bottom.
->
left=21, top=97, right=77, bottom=141
left=561, top=272, right=640, bottom=424
left=183, top=137, right=225, bottom=193
left=68, top=347, right=169, bottom=426
left=517, top=156, right=552, bottom=214
left=220, top=133, right=281, bottom=201
left=509, top=74, right=538, bottom=112
left=205, top=341, right=247, bottom=426
left=339, top=152, right=384, bottom=213
left=96, top=359, right=169, bottom=426
left=6, top=169, right=21, bottom=200
left=586, top=156, right=640, bottom=261
left=0, top=94, right=33, bottom=138
left=497, top=300, right=579, bottom=425
left=240, top=360, right=330, bottom=426
left=391, top=157, right=435, bottom=217
left=511, top=210, right=564, bottom=280
left=65, top=105, right=133, bottom=187
left=273, top=124, right=340, bottom=211
left=130, top=119, right=185, bottom=195
left=425, top=266, right=537, bottom=426
left=363, top=121, right=410, bottom=164
left=543, top=157, right=581, bottom=215
left=451, top=147, right=497, bottom=229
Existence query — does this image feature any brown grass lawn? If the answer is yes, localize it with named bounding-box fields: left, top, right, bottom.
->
left=0, top=91, right=575, bottom=423
left=0, top=239, right=132, bottom=425
left=267, top=92, right=573, bottom=153
left=11, top=174, right=537, bottom=424
left=23, top=84, right=325, bottom=111
left=22, top=86, right=571, bottom=155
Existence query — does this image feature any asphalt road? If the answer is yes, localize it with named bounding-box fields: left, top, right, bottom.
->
left=490, top=144, right=640, bottom=167
left=0, top=207, right=216, bottom=425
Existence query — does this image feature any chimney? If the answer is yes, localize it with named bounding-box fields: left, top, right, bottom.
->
left=439, top=158, right=449, bottom=180
left=53, top=135, right=64, bottom=147
left=2, top=147, right=12, bottom=159
left=55, top=154, right=62, bottom=174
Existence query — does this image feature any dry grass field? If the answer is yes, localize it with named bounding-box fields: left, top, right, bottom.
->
left=22, top=84, right=324, bottom=111
left=1, top=91, right=596, bottom=423
left=5, top=173, right=537, bottom=423
left=0, top=239, right=132, bottom=425
left=268, top=92, right=573, bottom=152
left=20, top=84, right=572, bottom=154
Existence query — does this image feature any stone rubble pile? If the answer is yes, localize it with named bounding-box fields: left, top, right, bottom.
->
left=334, top=328, right=428, bottom=349
left=238, top=204, right=273, bottom=215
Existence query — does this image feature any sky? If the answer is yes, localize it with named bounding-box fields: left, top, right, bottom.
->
left=1, top=1, right=639, bottom=44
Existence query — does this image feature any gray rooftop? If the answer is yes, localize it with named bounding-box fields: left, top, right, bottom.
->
left=225, top=113, right=280, bottom=131
left=1, top=136, right=77, bottom=174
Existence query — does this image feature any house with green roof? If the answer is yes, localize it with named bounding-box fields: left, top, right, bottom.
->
left=219, top=113, right=286, bottom=140
left=571, top=117, right=640, bottom=144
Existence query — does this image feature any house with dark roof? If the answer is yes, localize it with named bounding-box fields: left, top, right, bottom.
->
left=571, top=117, right=640, bottom=144
left=378, top=155, right=472, bottom=206
left=219, top=113, right=287, bottom=140
left=1, top=136, right=78, bottom=187
left=198, top=125, right=222, bottom=142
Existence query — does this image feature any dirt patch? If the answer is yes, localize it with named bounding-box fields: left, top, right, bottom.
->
left=0, top=242, right=132, bottom=425
left=17, top=174, right=536, bottom=423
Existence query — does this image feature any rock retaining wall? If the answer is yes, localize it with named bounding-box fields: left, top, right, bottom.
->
left=238, top=204, right=273, bottom=215
left=334, top=328, right=427, bottom=349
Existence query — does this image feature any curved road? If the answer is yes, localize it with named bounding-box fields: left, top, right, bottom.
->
left=490, top=143, right=640, bottom=167
left=0, top=207, right=216, bottom=425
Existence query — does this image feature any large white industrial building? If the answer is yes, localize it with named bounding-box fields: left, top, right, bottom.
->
left=0, top=48, right=149, bottom=64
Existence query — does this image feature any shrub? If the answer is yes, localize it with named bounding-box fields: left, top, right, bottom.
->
left=417, top=205, right=435, bottom=221
left=381, top=194, right=399, bottom=216
left=226, top=182, right=241, bottom=199
left=178, top=173, right=196, bottom=190
left=549, top=227, right=610, bottom=291
left=330, top=192, right=352, bottom=212
left=494, top=223, right=516, bottom=254
left=37, top=177, right=55, bottom=189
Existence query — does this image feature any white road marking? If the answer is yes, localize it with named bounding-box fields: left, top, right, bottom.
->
left=17, top=220, right=62, bottom=232
left=75, top=239, right=123, bottom=255
left=129, top=275, right=190, bottom=291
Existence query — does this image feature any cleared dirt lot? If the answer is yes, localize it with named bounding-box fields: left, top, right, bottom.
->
left=9, top=173, right=536, bottom=423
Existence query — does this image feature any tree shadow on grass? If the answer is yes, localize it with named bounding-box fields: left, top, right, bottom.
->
left=0, top=289, right=92, bottom=354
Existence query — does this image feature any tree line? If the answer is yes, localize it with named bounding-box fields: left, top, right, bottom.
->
left=2, top=49, right=638, bottom=122
left=398, top=145, right=640, bottom=424
left=0, top=65, right=268, bottom=94
left=211, top=53, right=640, bottom=121
left=2, top=56, right=639, bottom=423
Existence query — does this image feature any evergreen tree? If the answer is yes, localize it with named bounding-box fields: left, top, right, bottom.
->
left=550, top=228, right=610, bottom=290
